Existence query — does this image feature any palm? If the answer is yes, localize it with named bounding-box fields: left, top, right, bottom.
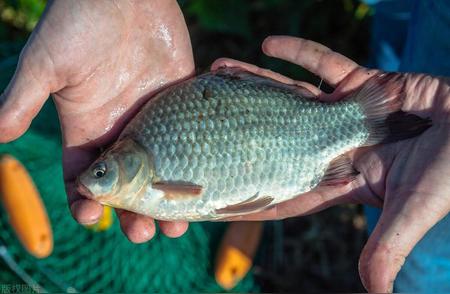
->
left=355, top=75, right=450, bottom=291
left=212, top=36, right=450, bottom=292
left=0, top=0, right=194, bottom=242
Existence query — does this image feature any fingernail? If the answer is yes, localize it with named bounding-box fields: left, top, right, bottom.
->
left=70, top=200, right=101, bottom=225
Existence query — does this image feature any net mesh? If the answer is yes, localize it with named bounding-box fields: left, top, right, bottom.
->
left=0, top=62, right=258, bottom=293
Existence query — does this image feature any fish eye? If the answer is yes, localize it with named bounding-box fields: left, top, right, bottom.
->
left=92, top=162, right=107, bottom=178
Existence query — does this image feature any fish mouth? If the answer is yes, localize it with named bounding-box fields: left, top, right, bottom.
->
left=76, top=179, right=94, bottom=199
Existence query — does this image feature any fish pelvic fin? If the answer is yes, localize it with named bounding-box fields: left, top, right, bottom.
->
left=352, top=73, right=432, bottom=146
left=320, top=154, right=359, bottom=186
left=215, top=193, right=274, bottom=216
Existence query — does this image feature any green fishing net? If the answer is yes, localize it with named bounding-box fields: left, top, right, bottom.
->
left=0, top=50, right=258, bottom=293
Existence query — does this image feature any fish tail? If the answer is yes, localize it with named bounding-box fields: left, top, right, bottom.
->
left=353, top=73, right=432, bottom=145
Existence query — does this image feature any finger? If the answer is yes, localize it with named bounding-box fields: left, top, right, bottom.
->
left=0, top=47, right=52, bottom=143
left=66, top=181, right=103, bottom=225
left=158, top=220, right=189, bottom=238
left=225, top=145, right=393, bottom=222
left=117, top=209, right=156, bottom=243
left=63, top=146, right=105, bottom=224
left=226, top=174, right=381, bottom=222
left=211, top=58, right=322, bottom=97
left=262, top=36, right=362, bottom=87
left=226, top=187, right=352, bottom=221
left=212, top=58, right=295, bottom=84
left=70, top=198, right=103, bottom=225
left=359, top=190, right=446, bottom=293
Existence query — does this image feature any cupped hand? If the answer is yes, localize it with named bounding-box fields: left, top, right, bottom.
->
left=212, top=36, right=450, bottom=292
left=0, top=0, right=194, bottom=243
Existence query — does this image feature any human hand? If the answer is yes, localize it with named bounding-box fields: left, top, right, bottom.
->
left=212, top=36, right=450, bottom=292
left=0, top=0, right=194, bottom=243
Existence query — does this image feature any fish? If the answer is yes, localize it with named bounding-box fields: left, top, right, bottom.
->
left=76, top=68, right=431, bottom=221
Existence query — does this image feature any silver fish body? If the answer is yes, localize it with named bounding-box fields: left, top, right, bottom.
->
left=77, top=69, right=431, bottom=220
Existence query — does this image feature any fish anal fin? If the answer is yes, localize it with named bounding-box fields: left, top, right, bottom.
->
left=320, top=154, right=359, bottom=186
left=152, top=181, right=204, bottom=200
left=215, top=194, right=274, bottom=215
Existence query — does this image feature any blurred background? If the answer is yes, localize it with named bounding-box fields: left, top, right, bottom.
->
left=0, top=0, right=372, bottom=292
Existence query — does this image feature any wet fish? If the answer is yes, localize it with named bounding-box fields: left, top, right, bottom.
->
left=77, top=68, right=431, bottom=221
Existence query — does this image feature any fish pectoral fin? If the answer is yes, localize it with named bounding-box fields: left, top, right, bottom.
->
left=319, top=154, right=360, bottom=186
left=215, top=193, right=274, bottom=215
left=152, top=181, right=204, bottom=200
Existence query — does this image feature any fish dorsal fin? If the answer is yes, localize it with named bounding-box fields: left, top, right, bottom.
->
left=212, top=67, right=316, bottom=98
left=319, top=154, right=359, bottom=186
left=152, top=181, right=204, bottom=200
left=215, top=193, right=274, bottom=215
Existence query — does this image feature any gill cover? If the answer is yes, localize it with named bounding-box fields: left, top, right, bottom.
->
left=78, top=138, right=153, bottom=208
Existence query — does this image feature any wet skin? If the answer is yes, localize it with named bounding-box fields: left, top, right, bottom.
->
left=1, top=1, right=449, bottom=292
left=212, top=36, right=450, bottom=293
left=0, top=0, right=194, bottom=243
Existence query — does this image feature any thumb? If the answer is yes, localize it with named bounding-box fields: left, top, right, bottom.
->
left=358, top=190, right=446, bottom=293
left=0, top=42, right=52, bottom=143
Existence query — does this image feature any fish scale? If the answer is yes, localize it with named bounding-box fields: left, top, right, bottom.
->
left=77, top=69, right=432, bottom=220
left=120, top=70, right=368, bottom=219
